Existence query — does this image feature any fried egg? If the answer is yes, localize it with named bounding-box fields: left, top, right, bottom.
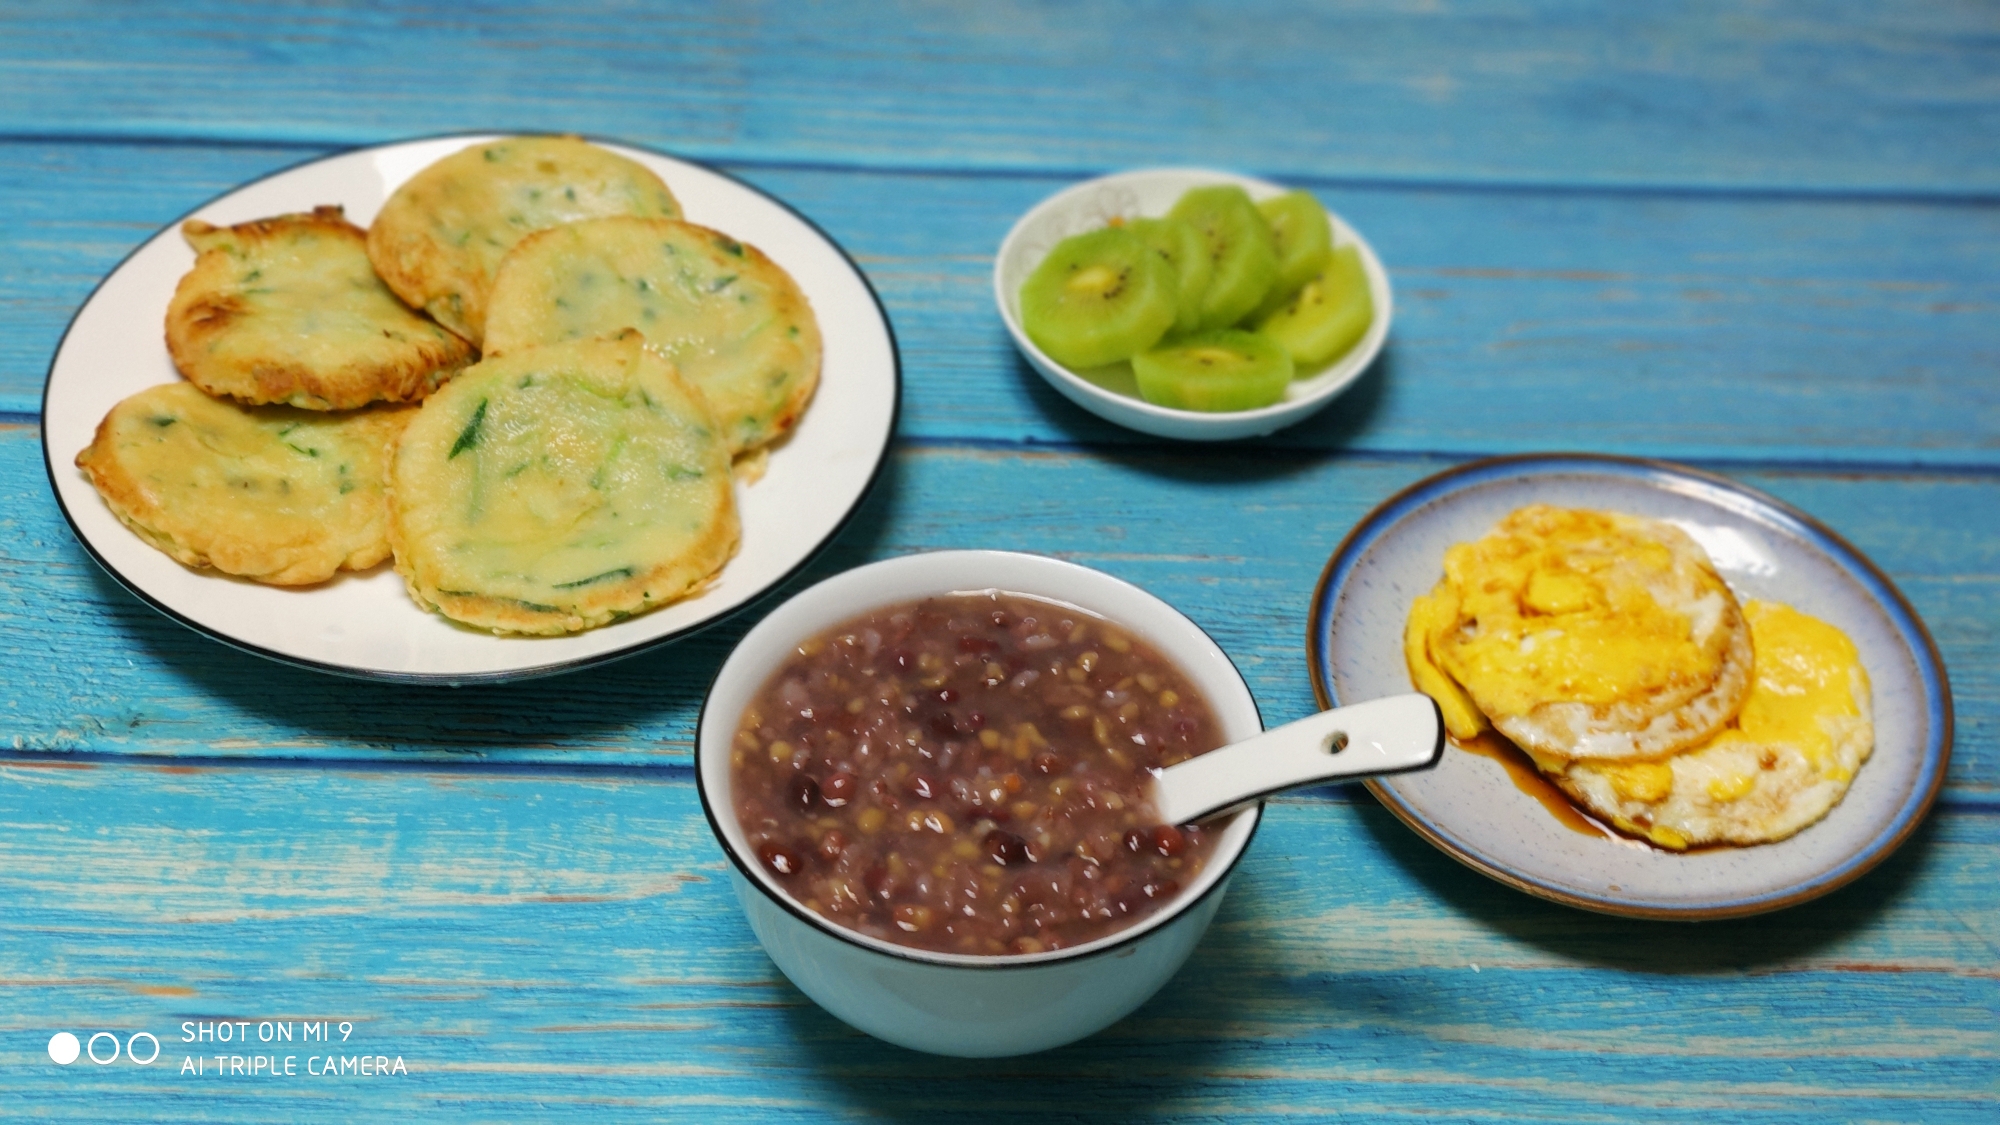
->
left=1405, top=506, right=1752, bottom=761
left=1549, top=601, right=1873, bottom=849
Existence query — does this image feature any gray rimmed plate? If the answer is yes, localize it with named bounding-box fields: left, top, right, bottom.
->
left=1308, top=454, right=1952, bottom=919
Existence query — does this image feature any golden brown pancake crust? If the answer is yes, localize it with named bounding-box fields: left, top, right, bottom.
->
left=366, top=136, right=683, bottom=346
left=75, top=382, right=413, bottom=586
left=166, top=206, right=473, bottom=410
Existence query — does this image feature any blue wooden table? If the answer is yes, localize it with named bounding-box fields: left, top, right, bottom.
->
left=3, top=3, right=1996, bottom=1120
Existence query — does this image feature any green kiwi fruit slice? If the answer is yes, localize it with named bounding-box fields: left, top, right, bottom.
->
left=1255, top=191, right=1333, bottom=316
left=1168, top=186, right=1279, bottom=331
left=1126, top=216, right=1211, bottom=335
left=1255, top=244, right=1373, bottom=370
left=1019, top=226, right=1178, bottom=368
left=1132, top=328, right=1294, bottom=412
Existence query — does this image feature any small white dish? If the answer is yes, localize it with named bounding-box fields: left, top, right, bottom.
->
left=695, top=550, right=1264, bottom=1056
left=40, top=134, right=900, bottom=684
left=1308, top=454, right=1953, bottom=919
left=993, top=168, right=1392, bottom=441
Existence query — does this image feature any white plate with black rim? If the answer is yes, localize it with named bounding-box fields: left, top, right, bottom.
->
left=1308, top=454, right=1952, bottom=919
left=41, top=134, right=900, bottom=684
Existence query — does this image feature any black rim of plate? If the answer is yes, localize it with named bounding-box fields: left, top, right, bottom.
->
left=1305, top=452, right=1954, bottom=921
left=39, top=131, right=903, bottom=686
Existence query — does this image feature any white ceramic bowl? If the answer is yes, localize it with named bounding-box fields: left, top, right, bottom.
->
left=994, top=168, right=1393, bottom=441
left=696, top=550, right=1264, bottom=1056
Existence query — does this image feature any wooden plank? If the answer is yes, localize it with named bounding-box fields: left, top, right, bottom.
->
left=1, top=2, right=1996, bottom=195
left=0, top=142, right=306, bottom=417
left=1, top=760, right=1993, bottom=1119
left=771, top=165, right=2000, bottom=466
left=10, top=429, right=1995, bottom=796
left=5, top=142, right=1997, bottom=464
left=5, top=7, right=1993, bottom=1119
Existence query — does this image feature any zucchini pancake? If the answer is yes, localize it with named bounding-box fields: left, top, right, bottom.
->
left=366, top=136, right=683, bottom=346
left=75, top=382, right=413, bottom=586
left=388, top=333, right=738, bottom=635
left=166, top=207, right=473, bottom=410
left=484, top=216, right=822, bottom=455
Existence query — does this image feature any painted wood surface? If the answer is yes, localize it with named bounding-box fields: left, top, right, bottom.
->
left=4, top=763, right=1996, bottom=1121
left=6, top=142, right=1997, bottom=462
left=11, top=430, right=1998, bottom=796
left=2, top=1, right=1996, bottom=1119
left=4, top=1, right=1997, bottom=194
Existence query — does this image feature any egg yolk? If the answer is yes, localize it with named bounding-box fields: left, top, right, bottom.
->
left=1415, top=507, right=1731, bottom=722
left=1404, top=584, right=1487, bottom=738
left=1576, top=599, right=1869, bottom=850
left=1602, top=761, right=1674, bottom=804
left=1702, top=600, right=1867, bottom=782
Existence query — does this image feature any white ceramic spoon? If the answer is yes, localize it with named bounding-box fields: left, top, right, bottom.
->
left=1149, top=693, right=1444, bottom=825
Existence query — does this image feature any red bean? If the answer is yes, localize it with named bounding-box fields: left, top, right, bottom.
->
left=789, top=775, right=821, bottom=813
left=985, top=829, right=1029, bottom=867
left=907, top=774, right=938, bottom=800
left=758, top=842, right=804, bottom=877
left=863, top=863, right=892, bottom=900
left=821, top=771, right=857, bottom=806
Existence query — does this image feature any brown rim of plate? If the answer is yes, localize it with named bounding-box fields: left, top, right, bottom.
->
left=1305, top=451, right=1954, bottom=922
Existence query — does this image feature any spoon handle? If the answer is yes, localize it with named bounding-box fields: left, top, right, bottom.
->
left=1150, top=693, right=1444, bottom=825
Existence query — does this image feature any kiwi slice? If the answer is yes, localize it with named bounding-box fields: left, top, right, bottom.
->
left=1168, top=186, right=1279, bottom=331
left=1126, top=217, right=1211, bottom=336
left=1255, top=191, right=1333, bottom=316
left=1255, top=244, right=1373, bottom=370
left=1132, top=328, right=1294, bottom=412
left=1019, top=226, right=1178, bottom=369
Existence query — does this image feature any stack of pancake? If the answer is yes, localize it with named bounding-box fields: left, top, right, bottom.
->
left=77, top=136, right=821, bottom=635
left=1404, top=506, right=1873, bottom=849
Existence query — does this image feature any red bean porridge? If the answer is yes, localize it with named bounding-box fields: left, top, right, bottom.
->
left=730, top=592, right=1226, bottom=955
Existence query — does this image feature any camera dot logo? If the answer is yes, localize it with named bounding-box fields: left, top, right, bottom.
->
left=48, top=1032, right=81, bottom=1065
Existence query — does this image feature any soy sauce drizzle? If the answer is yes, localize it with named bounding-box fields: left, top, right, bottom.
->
left=1449, top=731, right=1655, bottom=849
